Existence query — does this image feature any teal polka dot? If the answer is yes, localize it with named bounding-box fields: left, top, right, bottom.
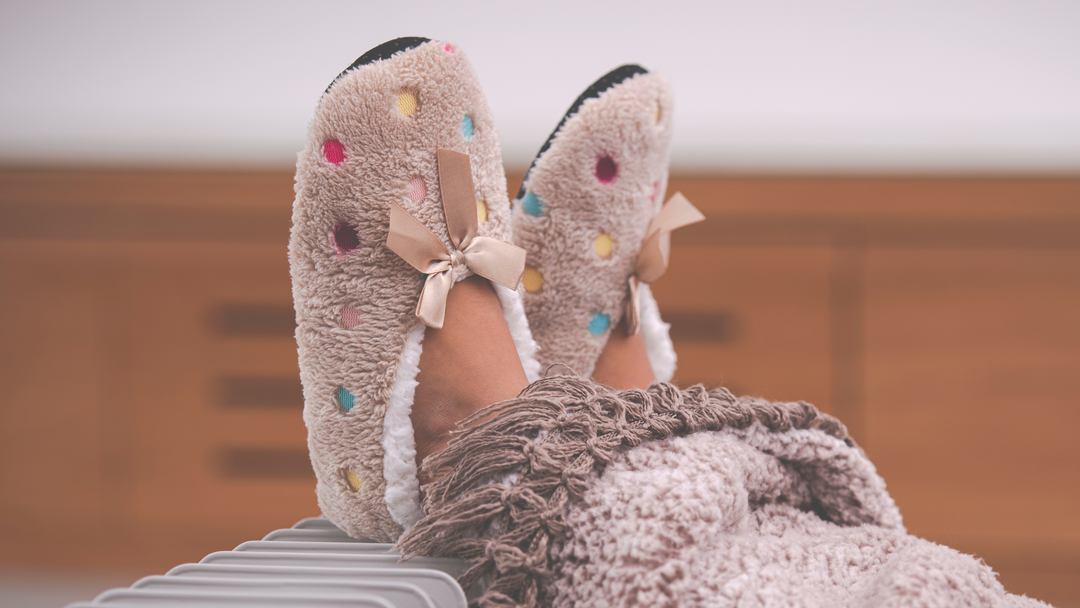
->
left=461, top=115, right=474, bottom=139
left=337, top=386, right=356, bottom=412
left=523, top=192, right=545, bottom=216
left=588, top=312, right=610, bottom=336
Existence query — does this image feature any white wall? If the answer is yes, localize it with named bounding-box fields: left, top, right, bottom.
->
left=1, top=0, right=1078, bottom=170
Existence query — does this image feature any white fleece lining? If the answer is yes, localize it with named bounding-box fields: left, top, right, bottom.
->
left=382, top=281, right=542, bottom=531
left=494, top=284, right=542, bottom=383
left=381, top=321, right=426, bottom=529
left=637, top=283, right=677, bottom=383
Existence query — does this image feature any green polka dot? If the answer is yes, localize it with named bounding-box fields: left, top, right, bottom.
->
left=337, top=386, right=356, bottom=412
left=523, top=192, right=545, bottom=216
left=589, top=312, right=610, bottom=336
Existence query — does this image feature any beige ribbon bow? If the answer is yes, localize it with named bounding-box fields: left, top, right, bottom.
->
left=625, top=192, right=705, bottom=335
left=387, top=149, right=527, bottom=329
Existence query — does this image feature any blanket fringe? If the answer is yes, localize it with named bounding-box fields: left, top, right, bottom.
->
left=397, top=377, right=850, bottom=608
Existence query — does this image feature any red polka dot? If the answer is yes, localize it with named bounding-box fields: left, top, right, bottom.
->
left=332, top=222, right=360, bottom=257
left=595, top=155, right=618, bottom=184
left=323, top=140, right=346, bottom=165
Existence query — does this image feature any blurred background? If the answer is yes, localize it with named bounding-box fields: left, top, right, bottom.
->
left=1, top=1, right=1078, bottom=606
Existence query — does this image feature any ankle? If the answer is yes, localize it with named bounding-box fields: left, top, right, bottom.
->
left=591, top=317, right=656, bottom=390
left=411, top=275, right=528, bottom=478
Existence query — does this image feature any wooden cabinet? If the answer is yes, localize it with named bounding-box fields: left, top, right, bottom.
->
left=0, top=172, right=312, bottom=572
left=1, top=170, right=1078, bottom=605
left=863, top=248, right=1080, bottom=602
left=658, top=176, right=1080, bottom=606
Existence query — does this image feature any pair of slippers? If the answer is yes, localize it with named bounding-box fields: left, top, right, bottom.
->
left=289, top=37, right=703, bottom=542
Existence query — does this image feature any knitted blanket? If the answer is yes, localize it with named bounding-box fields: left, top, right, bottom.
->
left=400, top=378, right=1048, bottom=608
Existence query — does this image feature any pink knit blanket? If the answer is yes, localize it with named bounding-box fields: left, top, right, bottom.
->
left=401, top=378, right=1048, bottom=608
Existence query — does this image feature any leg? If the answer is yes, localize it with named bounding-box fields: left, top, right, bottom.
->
left=591, top=317, right=656, bottom=390
left=411, top=275, right=529, bottom=479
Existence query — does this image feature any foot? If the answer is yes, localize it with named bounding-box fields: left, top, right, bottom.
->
left=411, top=275, right=529, bottom=481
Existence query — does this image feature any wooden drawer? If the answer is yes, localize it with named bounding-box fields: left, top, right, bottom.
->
left=655, top=245, right=834, bottom=412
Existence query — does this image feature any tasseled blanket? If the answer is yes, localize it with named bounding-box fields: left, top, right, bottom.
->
left=399, top=377, right=1048, bottom=608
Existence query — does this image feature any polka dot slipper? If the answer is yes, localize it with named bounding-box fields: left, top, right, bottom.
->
left=512, top=65, right=703, bottom=381
left=290, top=37, right=540, bottom=542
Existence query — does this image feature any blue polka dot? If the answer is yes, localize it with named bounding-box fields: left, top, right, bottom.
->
left=588, top=312, right=610, bottom=336
left=461, top=115, right=474, bottom=139
left=337, top=386, right=356, bottom=412
left=523, top=192, right=545, bottom=216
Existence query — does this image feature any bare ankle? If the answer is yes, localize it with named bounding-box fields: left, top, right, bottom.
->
left=411, top=275, right=528, bottom=479
left=591, top=317, right=656, bottom=390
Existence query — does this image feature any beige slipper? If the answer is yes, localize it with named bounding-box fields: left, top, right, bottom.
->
left=290, top=37, right=539, bottom=542
left=512, top=65, right=702, bottom=382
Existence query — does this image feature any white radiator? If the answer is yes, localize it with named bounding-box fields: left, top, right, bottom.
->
left=65, top=518, right=471, bottom=607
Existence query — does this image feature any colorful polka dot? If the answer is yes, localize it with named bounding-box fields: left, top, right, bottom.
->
left=340, top=306, right=361, bottom=329
left=522, top=266, right=543, bottom=292
left=477, top=200, right=488, bottom=224
left=443, top=43, right=456, bottom=54
left=408, top=177, right=427, bottom=202
left=337, top=386, right=356, bottom=412
left=522, top=192, right=545, bottom=216
left=323, top=140, right=346, bottom=165
left=589, top=312, right=610, bottom=336
left=650, top=181, right=660, bottom=202
left=344, top=468, right=362, bottom=491
left=332, top=222, right=360, bottom=257
left=595, top=155, right=618, bottom=184
left=654, top=99, right=662, bottom=124
left=461, top=115, right=474, bottom=139
left=397, top=91, right=418, bottom=117
left=594, top=233, right=613, bottom=258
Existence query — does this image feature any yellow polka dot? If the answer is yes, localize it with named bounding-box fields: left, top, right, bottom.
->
left=594, top=233, right=613, bottom=258
left=345, top=468, right=362, bottom=491
left=654, top=99, right=662, bottom=124
left=396, top=91, right=418, bottom=117
left=477, top=200, right=488, bottom=224
left=521, top=266, right=543, bottom=292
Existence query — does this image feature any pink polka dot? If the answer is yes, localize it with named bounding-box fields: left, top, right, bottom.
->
left=408, top=177, right=427, bottom=202
left=323, top=140, right=346, bottom=165
left=340, top=306, right=361, bottom=329
left=595, top=155, right=618, bottom=184
left=443, top=43, right=456, bottom=54
left=650, top=181, right=660, bottom=202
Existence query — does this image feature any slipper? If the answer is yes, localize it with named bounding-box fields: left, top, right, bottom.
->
left=511, top=65, right=703, bottom=382
left=290, top=37, right=539, bottom=542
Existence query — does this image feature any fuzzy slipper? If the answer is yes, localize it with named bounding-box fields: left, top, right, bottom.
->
left=511, top=65, right=703, bottom=382
left=290, top=37, right=540, bottom=543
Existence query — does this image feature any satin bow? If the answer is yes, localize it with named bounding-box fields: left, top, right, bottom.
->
left=625, top=192, right=705, bottom=335
left=387, top=149, right=527, bottom=329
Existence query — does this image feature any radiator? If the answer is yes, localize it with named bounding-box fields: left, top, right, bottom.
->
left=65, top=518, right=472, bottom=607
